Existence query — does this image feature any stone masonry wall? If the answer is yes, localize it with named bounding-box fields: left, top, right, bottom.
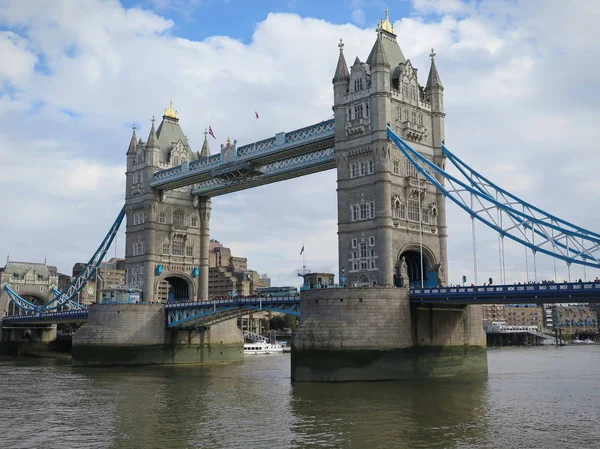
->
left=73, top=304, right=166, bottom=346
left=293, top=287, right=413, bottom=350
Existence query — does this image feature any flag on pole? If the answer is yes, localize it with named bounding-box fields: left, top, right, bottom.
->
left=255, top=111, right=259, bottom=119
left=208, top=125, right=216, bottom=139
left=300, top=245, right=304, bottom=255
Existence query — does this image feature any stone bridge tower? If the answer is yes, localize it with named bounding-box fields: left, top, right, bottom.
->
left=124, top=103, right=212, bottom=303
left=333, top=11, right=448, bottom=288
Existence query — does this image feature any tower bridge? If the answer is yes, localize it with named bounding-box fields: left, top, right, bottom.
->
left=2, top=11, right=599, bottom=378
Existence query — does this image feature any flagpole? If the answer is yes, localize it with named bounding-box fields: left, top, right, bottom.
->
left=303, top=242, right=305, bottom=272
left=253, top=112, right=256, bottom=151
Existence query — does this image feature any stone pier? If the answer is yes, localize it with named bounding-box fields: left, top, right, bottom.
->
left=72, top=303, right=243, bottom=366
left=291, top=287, right=487, bottom=382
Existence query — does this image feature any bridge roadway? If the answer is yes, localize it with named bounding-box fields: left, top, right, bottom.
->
left=3, top=281, right=600, bottom=327
left=149, top=120, right=335, bottom=195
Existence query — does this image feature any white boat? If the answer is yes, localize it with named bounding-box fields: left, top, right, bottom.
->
left=581, top=338, right=595, bottom=344
left=244, top=341, right=285, bottom=355
left=572, top=338, right=582, bottom=344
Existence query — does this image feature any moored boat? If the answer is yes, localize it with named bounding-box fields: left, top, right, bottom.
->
left=244, top=341, right=285, bottom=355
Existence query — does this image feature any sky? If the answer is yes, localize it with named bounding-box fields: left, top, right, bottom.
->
left=1, top=0, right=600, bottom=288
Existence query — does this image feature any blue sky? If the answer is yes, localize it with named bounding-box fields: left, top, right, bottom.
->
left=1, top=0, right=600, bottom=289
left=123, top=0, right=414, bottom=42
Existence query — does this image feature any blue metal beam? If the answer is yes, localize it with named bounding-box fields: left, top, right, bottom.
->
left=150, top=120, right=335, bottom=192
left=387, top=126, right=600, bottom=269
left=410, top=281, right=600, bottom=304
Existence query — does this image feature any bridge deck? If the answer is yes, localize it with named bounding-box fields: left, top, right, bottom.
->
left=150, top=120, right=335, bottom=194
left=410, top=281, right=600, bottom=304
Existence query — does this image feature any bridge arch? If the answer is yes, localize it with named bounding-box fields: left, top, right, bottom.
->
left=395, top=244, right=439, bottom=288
left=4, top=291, right=48, bottom=316
left=155, top=272, right=195, bottom=303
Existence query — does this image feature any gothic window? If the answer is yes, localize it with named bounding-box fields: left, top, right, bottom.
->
left=162, top=242, right=170, bottom=255
left=173, top=210, right=185, bottom=227
left=369, top=249, right=376, bottom=269
left=359, top=161, right=366, bottom=176
left=418, top=114, right=423, bottom=126
left=181, top=156, right=187, bottom=163
left=393, top=199, right=406, bottom=220
left=348, top=108, right=352, bottom=120
left=351, top=238, right=357, bottom=248
left=132, top=210, right=145, bottom=226
left=369, top=236, right=375, bottom=246
left=354, top=78, right=363, bottom=92
left=368, top=160, right=374, bottom=174
left=132, top=242, right=145, bottom=256
left=360, top=242, right=367, bottom=259
left=365, top=103, right=369, bottom=117
left=351, top=205, right=359, bottom=221
left=159, top=212, right=166, bottom=224
left=403, top=83, right=408, bottom=98
left=407, top=200, right=421, bottom=222
left=185, top=245, right=193, bottom=257
left=191, top=216, right=198, bottom=227
left=360, top=203, right=367, bottom=220
left=422, top=208, right=430, bottom=224
left=405, top=159, right=418, bottom=178
left=173, top=156, right=180, bottom=166
left=354, top=105, right=363, bottom=119
left=350, top=163, right=358, bottom=178
left=410, top=85, right=416, bottom=100
left=393, top=161, right=400, bottom=174
left=397, top=107, right=401, bottom=121
left=369, top=202, right=375, bottom=218
left=172, top=237, right=185, bottom=256
left=404, top=109, right=409, bottom=122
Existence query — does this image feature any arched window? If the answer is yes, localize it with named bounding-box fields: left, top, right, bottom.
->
left=173, top=156, right=180, bottom=166
left=159, top=212, right=166, bottom=224
left=173, top=210, right=185, bottom=227
left=191, top=216, right=198, bottom=227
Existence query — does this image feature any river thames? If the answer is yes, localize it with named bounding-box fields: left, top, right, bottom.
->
left=0, top=346, right=598, bottom=448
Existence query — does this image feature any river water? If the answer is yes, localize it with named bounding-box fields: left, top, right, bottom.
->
left=0, top=346, right=599, bottom=449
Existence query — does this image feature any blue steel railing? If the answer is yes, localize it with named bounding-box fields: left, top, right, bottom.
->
left=410, top=281, right=600, bottom=303
left=2, top=309, right=89, bottom=324
left=150, top=120, right=334, bottom=188
left=166, top=296, right=300, bottom=328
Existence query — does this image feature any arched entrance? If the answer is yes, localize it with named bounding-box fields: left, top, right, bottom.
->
left=395, top=249, right=438, bottom=288
left=158, top=276, right=190, bottom=303
left=7, top=293, right=46, bottom=316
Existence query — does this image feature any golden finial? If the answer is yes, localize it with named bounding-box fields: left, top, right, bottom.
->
left=379, top=8, right=394, bottom=34
left=163, top=100, right=178, bottom=119
left=227, top=136, right=231, bottom=145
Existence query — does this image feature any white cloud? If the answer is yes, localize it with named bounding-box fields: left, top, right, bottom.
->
left=0, top=0, right=600, bottom=288
left=352, top=9, right=366, bottom=25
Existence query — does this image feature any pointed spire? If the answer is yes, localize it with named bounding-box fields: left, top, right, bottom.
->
left=333, top=38, right=350, bottom=83
left=163, top=100, right=178, bottom=120
left=146, top=116, right=160, bottom=149
left=378, top=8, right=395, bottom=35
left=198, top=129, right=211, bottom=158
left=368, top=31, right=389, bottom=68
left=426, top=48, right=443, bottom=90
left=127, top=124, right=137, bottom=155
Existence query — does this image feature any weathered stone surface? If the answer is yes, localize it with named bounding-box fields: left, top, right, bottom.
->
left=72, top=304, right=243, bottom=366
left=292, top=287, right=487, bottom=381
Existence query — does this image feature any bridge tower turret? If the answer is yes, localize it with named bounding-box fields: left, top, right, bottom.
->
left=124, top=104, right=202, bottom=303
left=333, top=10, right=448, bottom=288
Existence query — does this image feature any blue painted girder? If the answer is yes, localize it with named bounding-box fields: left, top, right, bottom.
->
left=387, top=126, right=600, bottom=269
left=166, top=296, right=300, bottom=328
left=410, top=281, right=600, bottom=304
left=150, top=120, right=335, bottom=193
left=1, top=309, right=89, bottom=325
